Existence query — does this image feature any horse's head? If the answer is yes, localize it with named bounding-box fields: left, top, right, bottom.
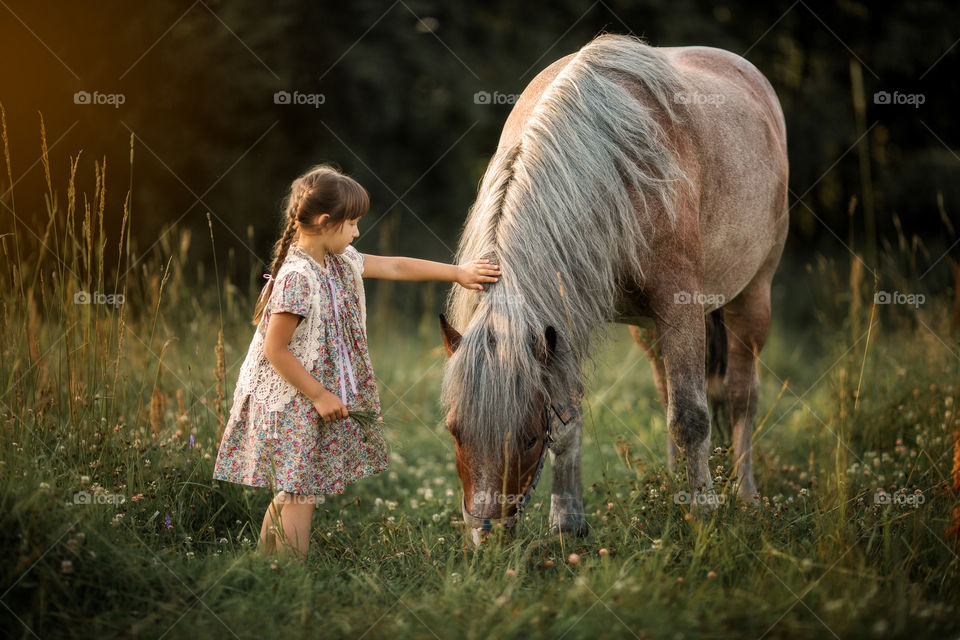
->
left=438, top=314, right=557, bottom=546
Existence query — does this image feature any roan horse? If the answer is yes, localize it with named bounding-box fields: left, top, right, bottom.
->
left=439, top=34, right=788, bottom=545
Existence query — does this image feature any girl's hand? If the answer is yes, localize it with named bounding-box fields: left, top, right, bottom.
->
left=311, top=388, right=348, bottom=423
left=456, top=258, right=501, bottom=290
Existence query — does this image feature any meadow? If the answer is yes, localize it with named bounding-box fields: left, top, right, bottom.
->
left=2, top=121, right=959, bottom=639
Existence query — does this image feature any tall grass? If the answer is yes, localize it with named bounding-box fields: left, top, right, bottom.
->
left=1, top=113, right=959, bottom=639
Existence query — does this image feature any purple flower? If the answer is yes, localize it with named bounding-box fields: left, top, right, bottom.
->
left=165, top=513, right=173, bottom=530
left=189, top=434, right=195, bottom=449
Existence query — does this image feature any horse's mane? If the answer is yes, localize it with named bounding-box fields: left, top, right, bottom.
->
left=441, top=34, right=689, bottom=459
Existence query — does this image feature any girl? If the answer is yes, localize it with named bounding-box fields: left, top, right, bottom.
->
left=212, top=164, right=500, bottom=562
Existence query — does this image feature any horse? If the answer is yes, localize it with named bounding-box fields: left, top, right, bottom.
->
left=438, top=33, right=788, bottom=546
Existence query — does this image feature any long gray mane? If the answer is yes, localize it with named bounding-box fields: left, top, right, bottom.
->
left=441, top=34, right=689, bottom=460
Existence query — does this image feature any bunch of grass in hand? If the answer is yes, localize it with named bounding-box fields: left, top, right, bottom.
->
left=347, top=409, right=383, bottom=433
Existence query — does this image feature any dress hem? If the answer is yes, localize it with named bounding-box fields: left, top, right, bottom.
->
left=213, top=461, right=388, bottom=496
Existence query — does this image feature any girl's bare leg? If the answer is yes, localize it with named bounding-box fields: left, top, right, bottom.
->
left=258, top=491, right=287, bottom=555
left=276, top=494, right=317, bottom=563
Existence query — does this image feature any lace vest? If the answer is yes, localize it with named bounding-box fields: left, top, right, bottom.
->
left=227, top=245, right=366, bottom=428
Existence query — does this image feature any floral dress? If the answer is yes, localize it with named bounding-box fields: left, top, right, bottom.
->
left=213, top=244, right=387, bottom=497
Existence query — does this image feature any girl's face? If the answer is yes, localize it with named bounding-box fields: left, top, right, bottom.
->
left=306, top=215, right=360, bottom=254
left=324, top=217, right=360, bottom=254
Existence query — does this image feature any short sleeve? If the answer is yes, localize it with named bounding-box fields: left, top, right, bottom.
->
left=344, top=245, right=364, bottom=276
left=268, top=270, right=311, bottom=316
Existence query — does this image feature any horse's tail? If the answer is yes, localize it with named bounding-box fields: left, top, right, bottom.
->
left=706, top=309, right=729, bottom=442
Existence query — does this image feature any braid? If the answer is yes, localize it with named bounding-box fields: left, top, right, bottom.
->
left=252, top=216, right=298, bottom=325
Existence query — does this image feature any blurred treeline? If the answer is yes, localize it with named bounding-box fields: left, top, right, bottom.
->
left=0, top=0, right=957, bottom=296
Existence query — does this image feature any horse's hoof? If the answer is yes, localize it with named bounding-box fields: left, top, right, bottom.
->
left=549, top=515, right=589, bottom=538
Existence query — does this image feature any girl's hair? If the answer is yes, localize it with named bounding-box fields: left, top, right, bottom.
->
left=251, top=164, right=369, bottom=326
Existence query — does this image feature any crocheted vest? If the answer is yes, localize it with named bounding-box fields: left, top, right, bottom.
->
left=227, top=246, right=366, bottom=428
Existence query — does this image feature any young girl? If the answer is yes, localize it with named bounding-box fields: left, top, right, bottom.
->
left=212, top=164, right=500, bottom=562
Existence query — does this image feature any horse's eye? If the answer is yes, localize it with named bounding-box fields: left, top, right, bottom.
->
left=525, top=436, right=539, bottom=451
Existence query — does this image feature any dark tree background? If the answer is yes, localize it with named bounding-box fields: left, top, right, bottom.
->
left=1, top=0, right=957, bottom=287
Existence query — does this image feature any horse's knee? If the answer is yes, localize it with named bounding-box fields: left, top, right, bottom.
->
left=668, top=397, right=711, bottom=452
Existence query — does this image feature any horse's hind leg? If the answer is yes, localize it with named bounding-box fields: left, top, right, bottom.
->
left=721, top=277, right=773, bottom=503
left=628, top=325, right=678, bottom=473
left=548, top=389, right=588, bottom=537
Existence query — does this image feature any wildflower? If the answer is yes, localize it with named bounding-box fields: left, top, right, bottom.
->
left=599, top=548, right=608, bottom=556
left=165, top=513, right=173, bottom=530
left=61, top=560, right=74, bottom=574
left=567, top=553, right=580, bottom=564
left=81, top=475, right=90, bottom=484
left=505, top=569, right=516, bottom=577
left=189, top=434, right=195, bottom=449
left=707, top=571, right=717, bottom=579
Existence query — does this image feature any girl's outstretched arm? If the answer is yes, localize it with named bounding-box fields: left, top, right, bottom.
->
left=361, top=254, right=501, bottom=290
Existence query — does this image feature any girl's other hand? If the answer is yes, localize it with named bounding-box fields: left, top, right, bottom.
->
left=456, top=258, right=501, bottom=290
left=311, top=388, right=348, bottom=423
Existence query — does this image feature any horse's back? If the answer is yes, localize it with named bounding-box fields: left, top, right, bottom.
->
left=660, top=45, right=789, bottom=299
left=663, top=45, right=787, bottom=153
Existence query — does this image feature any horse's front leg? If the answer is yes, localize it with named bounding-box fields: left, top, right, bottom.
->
left=654, top=293, right=718, bottom=517
left=547, top=391, right=588, bottom=537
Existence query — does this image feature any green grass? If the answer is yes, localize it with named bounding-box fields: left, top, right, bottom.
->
left=1, top=119, right=959, bottom=639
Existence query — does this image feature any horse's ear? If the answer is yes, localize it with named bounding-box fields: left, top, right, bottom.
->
left=535, top=326, right=558, bottom=365
left=439, top=314, right=462, bottom=356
